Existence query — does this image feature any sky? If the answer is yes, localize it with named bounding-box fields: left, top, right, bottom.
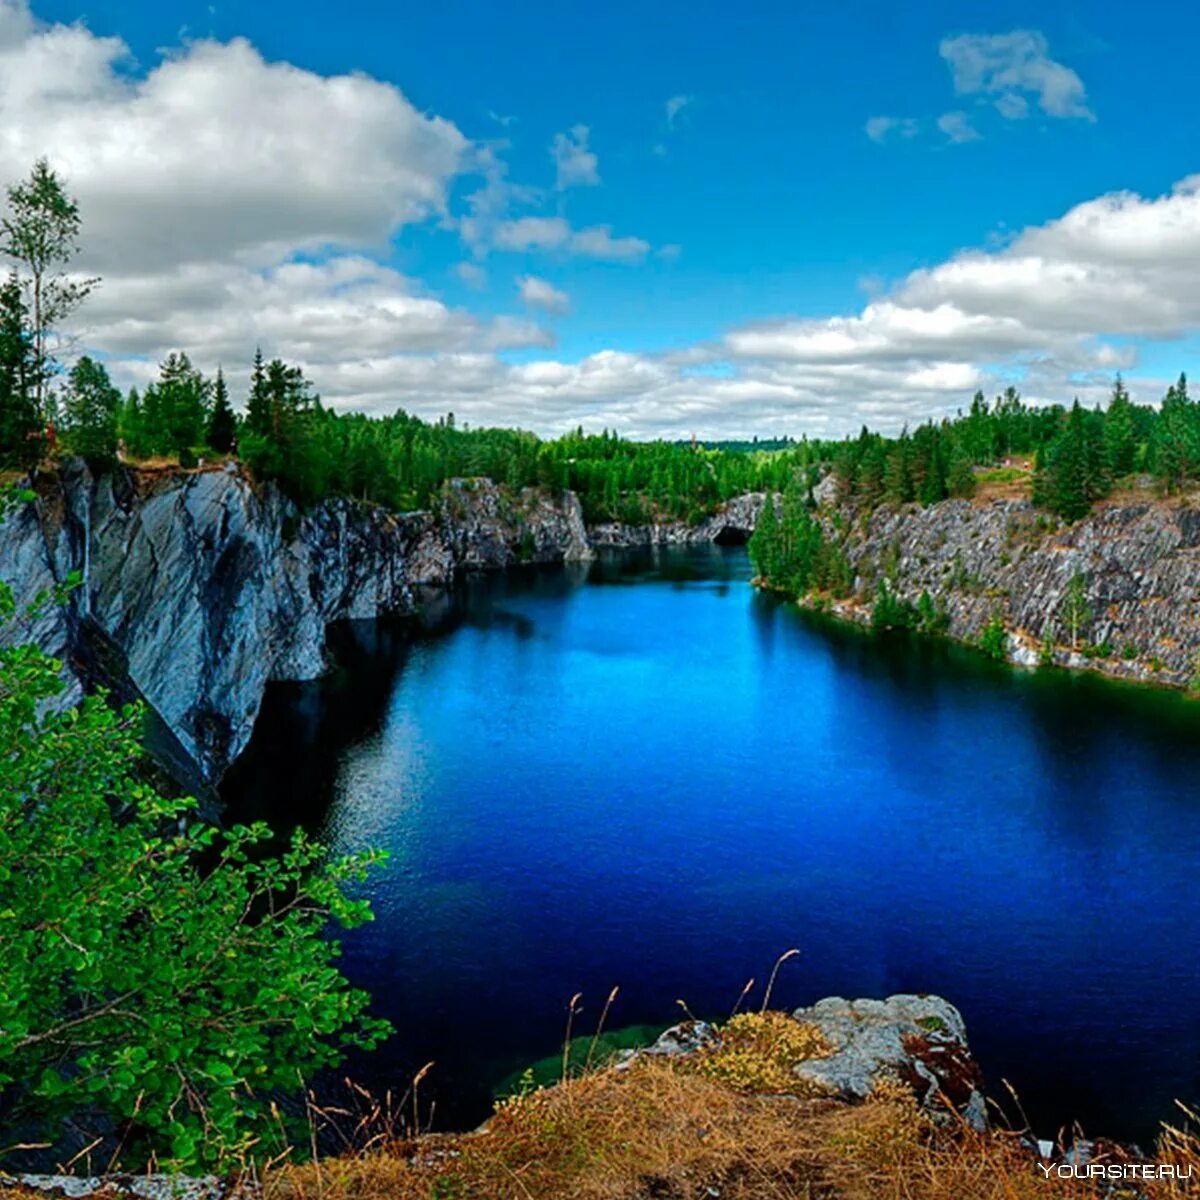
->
left=4, top=0, right=1200, bottom=438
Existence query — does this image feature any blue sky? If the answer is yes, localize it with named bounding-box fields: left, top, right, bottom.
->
left=7, top=0, right=1200, bottom=436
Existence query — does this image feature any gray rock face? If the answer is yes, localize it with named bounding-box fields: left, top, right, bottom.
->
left=0, top=464, right=593, bottom=784
left=820, top=497, right=1200, bottom=688
left=791, top=994, right=987, bottom=1129
left=590, top=492, right=766, bottom=547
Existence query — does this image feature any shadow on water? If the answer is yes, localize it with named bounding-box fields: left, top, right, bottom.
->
left=222, top=548, right=1200, bottom=1144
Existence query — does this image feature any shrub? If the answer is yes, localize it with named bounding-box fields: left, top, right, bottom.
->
left=693, top=1012, right=830, bottom=1094
left=978, top=615, right=1007, bottom=662
left=872, top=579, right=917, bottom=632
left=0, top=539, right=389, bottom=1168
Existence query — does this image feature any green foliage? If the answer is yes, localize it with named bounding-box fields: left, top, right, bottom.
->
left=1031, top=400, right=1108, bottom=521
left=1150, top=374, right=1199, bottom=494
left=915, top=589, right=949, bottom=635
left=0, top=271, right=41, bottom=469
left=0, top=159, right=96, bottom=411
left=1104, top=376, right=1136, bottom=477
left=978, top=614, right=1008, bottom=661
left=871, top=579, right=917, bottom=632
left=60, top=355, right=120, bottom=466
left=1061, top=571, right=1092, bottom=648
left=206, top=366, right=236, bottom=455
left=750, top=488, right=850, bottom=597
left=0, top=557, right=390, bottom=1168
left=1039, top=627, right=1056, bottom=668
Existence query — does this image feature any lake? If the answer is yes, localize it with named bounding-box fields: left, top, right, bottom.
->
left=221, top=544, right=1200, bottom=1144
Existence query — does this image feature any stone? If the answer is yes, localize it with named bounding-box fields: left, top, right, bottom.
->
left=790, top=994, right=987, bottom=1130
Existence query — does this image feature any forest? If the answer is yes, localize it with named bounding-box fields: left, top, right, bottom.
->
left=1, top=158, right=1199, bottom=532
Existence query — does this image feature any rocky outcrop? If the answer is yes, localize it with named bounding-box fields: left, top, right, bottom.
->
left=589, top=492, right=766, bottom=548
left=632, top=993, right=986, bottom=1129
left=790, top=994, right=987, bottom=1130
left=816, top=497, right=1200, bottom=689
left=0, top=462, right=593, bottom=785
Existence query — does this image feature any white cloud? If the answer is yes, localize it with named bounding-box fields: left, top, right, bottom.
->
left=455, top=261, right=488, bottom=289
left=665, top=94, right=692, bottom=129
left=492, top=216, right=649, bottom=262
left=865, top=115, right=920, bottom=143
left=551, top=124, right=599, bottom=189
left=77, top=257, right=551, bottom=366
left=940, top=30, right=1094, bottom=121
left=937, top=111, right=980, bottom=144
left=568, top=225, right=650, bottom=262
left=2, top=1, right=1189, bottom=441
left=517, top=275, right=570, bottom=313
left=0, top=15, right=467, bottom=276
left=994, top=92, right=1029, bottom=119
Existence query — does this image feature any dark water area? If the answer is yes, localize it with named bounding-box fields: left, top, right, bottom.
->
left=221, top=545, right=1200, bottom=1144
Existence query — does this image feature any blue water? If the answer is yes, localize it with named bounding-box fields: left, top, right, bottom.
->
left=223, top=545, right=1200, bottom=1143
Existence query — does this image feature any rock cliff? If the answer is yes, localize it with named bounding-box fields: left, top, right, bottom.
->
left=589, top=491, right=765, bottom=547
left=0, top=462, right=593, bottom=785
left=817, top=496, right=1200, bottom=688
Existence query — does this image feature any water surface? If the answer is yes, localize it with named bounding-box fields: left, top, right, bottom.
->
left=223, top=546, right=1200, bottom=1142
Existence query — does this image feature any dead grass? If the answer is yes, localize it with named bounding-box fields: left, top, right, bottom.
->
left=1, top=1050, right=1196, bottom=1199
left=261, top=1016, right=1200, bottom=1200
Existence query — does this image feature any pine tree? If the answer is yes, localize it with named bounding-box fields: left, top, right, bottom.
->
left=61, top=355, right=120, bottom=466
left=1038, top=401, right=1108, bottom=521
left=946, top=447, right=976, bottom=498
left=749, top=493, right=781, bottom=581
left=1103, top=375, right=1136, bottom=477
left=157, top=352, right=209, bottom=466
left=1062, top=571, right=1092, bottom=648
left=918, top=435, right=947, bottom=505
left=207, top=367, right=236, bottom=454
left=119, top=387, right=150, bottom=459
left=245, top=348, right=270, bottom=438
left=0, top=271, right=41, bottom=469
left=1152, top=373, right=1198, bottom=494
left=883, top=428, right=914, bottom=505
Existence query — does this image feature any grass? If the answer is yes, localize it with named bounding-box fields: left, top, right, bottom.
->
left=262, top=1049, right=1200, bottom=1200
left=1, top=1012, right=1197, bottom=1198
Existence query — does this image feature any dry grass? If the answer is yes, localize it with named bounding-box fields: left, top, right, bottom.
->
left=262, top=1016, right=1200, bottom=1200
left=1, top=1052, right=1196, bottom=1199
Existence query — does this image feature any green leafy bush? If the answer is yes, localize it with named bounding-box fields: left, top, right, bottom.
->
left=0, top=544, right=390, bottom=1168
left=978, top=615, right=1008, bottom=661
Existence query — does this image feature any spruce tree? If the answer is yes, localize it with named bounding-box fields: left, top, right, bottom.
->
left=207, top=367, right=236, bottom=454
left=246, top=347, right=270, bottom=438
left=749, top=493, right=781, bottom=581
left=61, top=355, right=120, bottom=466
left=1103, top=375, right=1136, bottom=477
left=0, top=271, right=40, bottom=469
left=1152, top=374, right=1197, bottom=494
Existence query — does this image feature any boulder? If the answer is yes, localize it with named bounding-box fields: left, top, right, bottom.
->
left=790, top=994, right=987, bottom=1130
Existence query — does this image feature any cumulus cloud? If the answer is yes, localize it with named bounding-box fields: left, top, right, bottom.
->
left=455, top=261, right=488, bottom=289
left=551, top=124, right=599, bottom=189
left=517, top=275, right=570, bottom=313
left=940, top=30, right=1094, bottom=121
left=0, top=1, right=1188, bottom=440
left=0, top=15, right=468, bottom=275
left=937, top=111, right=980, bottom=143
left=865, top=115, right=920, bottom=143
left=492, top=216, right=649, bottom=262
